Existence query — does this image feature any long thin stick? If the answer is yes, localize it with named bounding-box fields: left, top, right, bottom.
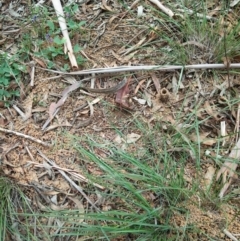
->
left=40, top=63, right=240, bottom=76
left=0, top=127, right=51, bottom=147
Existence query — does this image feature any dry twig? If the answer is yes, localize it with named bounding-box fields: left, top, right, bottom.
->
left=40, top=63, right=240, bottom=76
left=148, top=0, right=174, bottom=17
left=37, top=150, right=100, bottom=210
left=0, top=127, right=51, bottom=147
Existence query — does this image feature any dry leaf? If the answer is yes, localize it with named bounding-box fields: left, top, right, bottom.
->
left=51, top=195, right=58, bottom=205
left=151, top=98, right=163, bottom=112
left=150, top=73, right=161, bottom=93
left=125, top=133, right=141, bottom=143
left=115, top=77, right=131, bottom=109
left=113, top=135, right=122, bottom=144
left=31, top=56, right=47, bottom=68
left=22, top=92, right=33, bottom=121
left=133, top=97, right=146, bottom=105
left=134, top=79, right=147, bottom=95
left=50, top=202, right=69, bottom=211
left=230, top=0, right=240, bottom=7
left=102, top=205, right=112, bottom=211
left=204, top=166, right=216, bottom=188
left=68, top=196, right=85, bottom=223
left=202, top=138, right=217, bottom=146
left=101, top=0, right=113, bottom=11
left=143, top=91, right=152, bottom=107
left=0, top=116, right=8, bottom=126
left=204, top=101, right=221, bottom=120
left=217, top=138, right=240, bottom=198
left=48, top=94, right=68, bottom=120
left=172, top=74, right=178, bottom=95
left=190, top=132, right=217, bottom=146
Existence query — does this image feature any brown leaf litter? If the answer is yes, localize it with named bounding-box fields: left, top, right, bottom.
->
left=0, top=0, right=240, bottom=240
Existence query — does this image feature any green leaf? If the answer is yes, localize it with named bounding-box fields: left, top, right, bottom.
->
left=12, top=63, right=26, bottom=72
left=53, top=36, right=66, bottom=45
left=2, top=66, right=11, bottom=74
left=72, top=4, right=78, bottom=13
left=47, top=20, right=55, bottom=32
left=78, top=21, right=86, bottom=27
left=68, top=19, right=78, bottom=30
left=73, top=44, right=82, bottom=53
left=77, top=55, right=86, bottom=65
left=47, top=61, right=54, bottom=69
left=1, top=78, right=9, bottom=86
left=9, top=90, right=20, bottom=97
left=48, top=46, right=56, bottom=52
left=3, top=90, right=11, bottom=98
left=63, top=64, right=70, bottom=71
left=11, top=68, right=20, bottom=76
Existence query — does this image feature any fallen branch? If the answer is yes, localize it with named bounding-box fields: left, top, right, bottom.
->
left=0, top=127, right=51, bottom=147
left=40, top=63, right=240, bottom=76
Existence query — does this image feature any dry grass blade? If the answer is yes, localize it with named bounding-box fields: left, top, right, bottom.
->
left=223, top=229, right=238, bottom=241
left=12, top=105, right=26, bottom=119
left=216, top=138, right=240, bottom=198
left=37, top=150, right=100, bottom=211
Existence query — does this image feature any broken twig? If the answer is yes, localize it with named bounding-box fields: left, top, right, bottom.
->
left=37, top=150, right=100, bottom=211
left=148, top=0, right=174, bottom=17
left=0, top=127, right=51, bottom=147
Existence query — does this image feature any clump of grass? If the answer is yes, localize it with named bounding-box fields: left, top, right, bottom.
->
left=179, top=14, right=240, bottom=64
left=0, top=177, right=54, bottom=241
left=1, top=106, right=238, bottom=240
left=146, top=1, right=240, bottom=65
left=69, top=120, right=197, bottom=240
left=65, top=96, right=240, bottom=240
left=0, top=177, right=32, bottom=240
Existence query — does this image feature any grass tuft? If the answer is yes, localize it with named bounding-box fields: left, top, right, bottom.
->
left=70, top=121, right=196, bottom=240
